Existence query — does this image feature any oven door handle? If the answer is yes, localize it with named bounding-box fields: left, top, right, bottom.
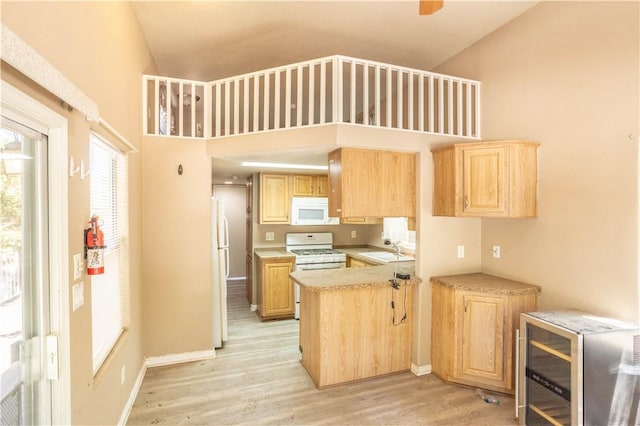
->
left=297, top=263, right=346, bottom=271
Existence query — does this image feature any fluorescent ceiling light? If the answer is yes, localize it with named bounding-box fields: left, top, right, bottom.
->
left=241, top=161, right=327, bottom=171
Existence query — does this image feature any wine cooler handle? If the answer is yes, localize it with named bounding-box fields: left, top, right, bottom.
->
left=515, top=328, right=520, bottom=421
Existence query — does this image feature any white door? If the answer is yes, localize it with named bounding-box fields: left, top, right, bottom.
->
left=0, top=117, right=51, bottom=425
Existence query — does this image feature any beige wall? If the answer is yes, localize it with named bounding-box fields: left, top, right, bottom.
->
left=435, top=2, right=640, bottom=324
left=142, top=136, right=213, bottom=356
left=1, top=2, right=154, bottom=424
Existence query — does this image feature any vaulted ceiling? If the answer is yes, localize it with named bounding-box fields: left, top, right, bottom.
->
left=131, top=0, right=538, bottom=182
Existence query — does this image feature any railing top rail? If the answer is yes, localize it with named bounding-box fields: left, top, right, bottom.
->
left=144, top=55, right=482, bottom=87
left=142, top=74, right=209, bottom=86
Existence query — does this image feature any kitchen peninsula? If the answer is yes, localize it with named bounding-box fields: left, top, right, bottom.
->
left=290, top=263, right=420, bottom=388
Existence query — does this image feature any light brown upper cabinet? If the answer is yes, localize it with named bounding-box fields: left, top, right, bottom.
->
left=328, top=148, right=416, bottom=219
left=291, top=175, right=329, bottom=197
left=431, top=140, right=540, bottom=217
left=259, top=173, right=290, bottom=224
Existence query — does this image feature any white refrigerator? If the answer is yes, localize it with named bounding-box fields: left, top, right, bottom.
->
left=212, top=197, right=229, bottom=348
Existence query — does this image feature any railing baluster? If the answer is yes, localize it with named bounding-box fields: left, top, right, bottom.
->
left=308, top=63, right=315, bottom=126
left=153, top=78, right=159, bottom=135
left=191, top=83, right=196, bottom=137
left=284, top=68, right=291, bottom=128
left=275, top=70, right=281, bottom=129
left=457, top=80, right=463, bottom=136
left=386, top=68, right=392, bottom=127
left=418, top=74, right=424, bottom=132
left=428, top=75, right=434, bottom=133
left=233, top=78, right=240, bottom=135
left=408, top=72, right=414, bottom=130
left=243, top=76, right=250, bottom=134
left=397, top=69, right=403, bottom=129
left=224, top=80, right=231, bottom=136
left=297, top=65, right=303, bottom=126
left=375, top=65, right=380, bottom=126
left=320, top=61, right=326, bottom=124
left=438, top=77, right=444, bottom=134
left=475, top=83, right=481, bottom=138
left=253, top=76, right=259, bottom=132
left=447, top=79, right=453, bottom=135
left=350, top=60, right=356, bottom=124
left=177, top=83, right=183, bottom=136
left=163, top=79, right=170, bottom=136
left=215, top=82, right=221, bottom=137
left=263, top=72, right=270, bottom=131
left=363, top=63, right=369, bottom=126
left=333, top=57, right=340, bottom=123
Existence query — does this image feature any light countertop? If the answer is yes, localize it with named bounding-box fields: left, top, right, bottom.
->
left=290, top=263, right=419, bottom=292
left=430, top=272, right=541, bottom=295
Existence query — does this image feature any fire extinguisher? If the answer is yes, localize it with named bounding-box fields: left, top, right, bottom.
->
left=85, top=215, right=106, bottom=275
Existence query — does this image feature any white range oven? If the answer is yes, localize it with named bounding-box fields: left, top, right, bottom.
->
left=285, top=232, right=346, bottom=319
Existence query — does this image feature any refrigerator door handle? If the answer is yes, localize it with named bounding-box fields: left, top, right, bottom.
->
left=221, top=216, right=230, bottom=248
left=223, top=247, right=230, bottom=278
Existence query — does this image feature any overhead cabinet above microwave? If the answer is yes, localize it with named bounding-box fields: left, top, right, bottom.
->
left=431, top=140, right=540, bottom=218
left=259, top=173, right=334, bottom=224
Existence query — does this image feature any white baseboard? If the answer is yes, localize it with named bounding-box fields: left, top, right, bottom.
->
left=144, top=349, right=216, bottom=368
left=411, top=363, right=432, bottom=376
left=118, top=362, right=147, bottom=426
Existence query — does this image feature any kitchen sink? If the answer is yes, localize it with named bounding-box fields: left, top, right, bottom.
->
left=358, top=251, right=414, bottom=263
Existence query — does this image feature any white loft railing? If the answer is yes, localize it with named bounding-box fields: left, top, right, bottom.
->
left=143, top=55, right=481, bottom=140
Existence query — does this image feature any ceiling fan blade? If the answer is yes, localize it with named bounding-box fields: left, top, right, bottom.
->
left=419, top=0, right=444, bottom=15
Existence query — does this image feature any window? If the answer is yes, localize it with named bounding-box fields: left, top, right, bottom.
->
left=89, top=133, right=129, bottom=373
left=382, top=217, right=416, bottom=252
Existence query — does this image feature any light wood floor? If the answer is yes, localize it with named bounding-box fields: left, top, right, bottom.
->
left=127, top=280, right=518, bottom=425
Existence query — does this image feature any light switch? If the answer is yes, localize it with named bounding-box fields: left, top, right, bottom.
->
left=72, top=281, right=84, bottom=311
left=265, top=232, right=274, bottom=241
left=457, top=245, right=464, bottom=258
left=351, top=230, right=357, bottom=239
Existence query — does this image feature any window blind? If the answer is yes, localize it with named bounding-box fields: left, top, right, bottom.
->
left=89, top=133, right=128, bottom=373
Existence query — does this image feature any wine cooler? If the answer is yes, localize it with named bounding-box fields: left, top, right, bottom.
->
left=518, top=310, right=639, bottom=425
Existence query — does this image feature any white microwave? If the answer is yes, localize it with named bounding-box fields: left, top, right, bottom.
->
left=291, top=197, right=339, bottom=226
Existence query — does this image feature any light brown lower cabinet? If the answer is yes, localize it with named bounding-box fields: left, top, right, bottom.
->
left=346, top=256, right=375, bottom=268
left=299, top=282, right=414, bottom=388
left=431, top=273, right=540, bottom=395
left=256, top=257, right=295, bottom=320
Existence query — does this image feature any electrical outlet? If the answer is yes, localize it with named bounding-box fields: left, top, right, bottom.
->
left=492, top=245, right=501, bottom=258
left=265, top=232, right=274, bottom=241
left=351, top=230, right=357, bottom=239
left=457, top=245, right=464, bottom=258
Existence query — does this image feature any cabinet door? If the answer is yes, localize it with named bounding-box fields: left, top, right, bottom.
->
left=316, top=176, right=329, bottom=196
left=456, top=292, right=506, bottom=387
left=347, top=257, right=372, bottom=268
left=260, top=174, right=290, bottom=223
left=291, top=175, right=315, bottom=196
left=263, top=261, right=294, bottom=316
left=462, top=146, right=507, bottom=215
